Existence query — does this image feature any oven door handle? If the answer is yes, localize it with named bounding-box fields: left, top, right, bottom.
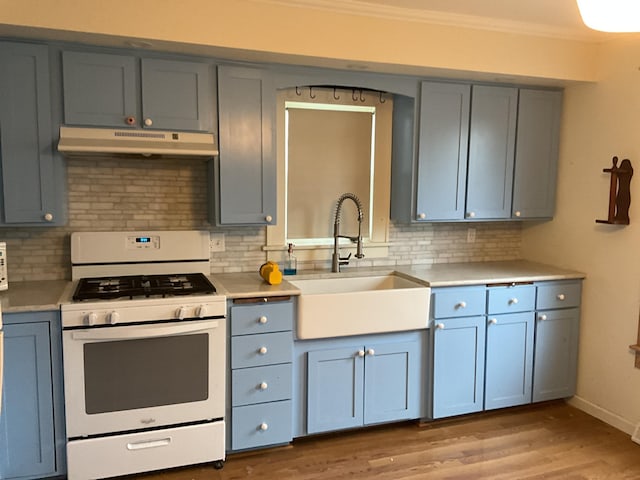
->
left=70, top=321, right=219, bottom=341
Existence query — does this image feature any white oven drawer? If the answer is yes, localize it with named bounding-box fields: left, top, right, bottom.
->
left=66, top=421, right=225, bottom=480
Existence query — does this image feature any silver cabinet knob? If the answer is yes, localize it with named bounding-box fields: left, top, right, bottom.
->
left=144, top=118, right=153, bottom=126
left=43, top=213, right=53, bottom=222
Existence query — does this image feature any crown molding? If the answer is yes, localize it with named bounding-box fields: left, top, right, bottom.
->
left=253, top=0, right=607, bottom=42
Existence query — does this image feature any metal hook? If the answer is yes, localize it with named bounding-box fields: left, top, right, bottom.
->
left=379, top=91, right=386, bottom=103
left=333, top=87, right=340, bottom=101
left=352, top=89, right=358, bottom=102
left=359, top=89, right=365, bottom=102
left=309, top=86, right=316, bottom=99
left=295, top=86, right=302, bottom=96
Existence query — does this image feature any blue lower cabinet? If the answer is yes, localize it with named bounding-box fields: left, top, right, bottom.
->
left=305, top=335, right=423, bottom=435
left=228, top=298, right=294, bottom=451
left=485, top=312, right=534, bottom=410
left=231, top=400, right=292, bottom=451
left=0, top=312, right=65, bottom=480
left=431, top=316, right=486, bottom=418
left=532, top=308, right=580, bottom=402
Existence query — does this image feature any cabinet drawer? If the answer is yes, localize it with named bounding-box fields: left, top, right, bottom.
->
left=231, top=400, right=292, bottom=450
left=232, top=363, right=292, bottom=407
left=537, top=281, right=582, bottom=310
left=231, top=331, right=293, bottom=368
left=432, top=287, right=486, bottom=318
left=231, top=302, right=294, bottom=336
left=487, top=285, right=535, bottom=314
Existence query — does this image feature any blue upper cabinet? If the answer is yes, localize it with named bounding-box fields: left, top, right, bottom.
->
left=214, top=65, right=277, bottom=226
left=466, top=85, right=518, bottom=220
left=62, top=51, right=137, bottom=127
left=62, top=51, right=213, bottom=132
left=415, top=82, right=470, bottom=221
left=0, top=42, right=64, bottom=226
left=512, top=89, right=562, bottom=219
left=392, top=82, right=561, bottom=223
left=141, top=58, right=212, bottom=131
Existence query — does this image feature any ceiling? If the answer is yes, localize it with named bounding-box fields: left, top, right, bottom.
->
left=280, top=0, right=602, bottom=39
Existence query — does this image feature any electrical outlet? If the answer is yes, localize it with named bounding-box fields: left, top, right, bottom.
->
left=209, top=233, right=225, bottom=252
left=466, top=228, right=476, bottom=243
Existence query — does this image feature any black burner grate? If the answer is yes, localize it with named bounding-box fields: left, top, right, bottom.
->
left=72, top=273, right=216, bottom=301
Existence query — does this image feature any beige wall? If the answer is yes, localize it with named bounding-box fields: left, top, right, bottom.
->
left=522, top=38, right=640, bottom=434
left=0, top=0, right=598, bottom=82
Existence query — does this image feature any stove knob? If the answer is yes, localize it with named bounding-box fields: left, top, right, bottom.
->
left=109, top=311, right=120, bottom=325
left=176, top=307, right=187, bottom=320
left=86, top=312, right=98, bottom=326
left=197, top=305, right=208, bottom=318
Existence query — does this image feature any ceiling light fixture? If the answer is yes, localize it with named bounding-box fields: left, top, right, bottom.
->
left=576, top=0, right=640, bottom=32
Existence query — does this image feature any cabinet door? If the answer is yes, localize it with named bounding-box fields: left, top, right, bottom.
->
left=307, top=347, right=364, bottom=433
left=0, top=42, right=59, bottom=225
left=512, top=89, right=562, bottom=219
left=141, top=58, right=212, bottom=131
left=432, top=316, right=486, bottom=418
left=533, top=308, right=580, bottom=402
left=466, top=85, right=518, bottom=219
left=485, top=312, right=534, bottom=410
left=0, top=322, right=55, bottom=479
left=363, top=340, right=421, bottom=424
left=415, top=82, right=470, bottom=221
left=62, top=51, right=138, bottom=128
left=216, top=65, right=277, bottom=225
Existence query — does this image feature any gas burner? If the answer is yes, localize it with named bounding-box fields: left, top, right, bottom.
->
left=72, top=273, right=216, bottom=301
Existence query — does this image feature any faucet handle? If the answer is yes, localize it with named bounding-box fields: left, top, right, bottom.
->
left=339, top=252, right=352, bottom=262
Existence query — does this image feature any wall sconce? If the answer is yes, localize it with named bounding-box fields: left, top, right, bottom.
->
left=577, top=0, right=640, bottom=32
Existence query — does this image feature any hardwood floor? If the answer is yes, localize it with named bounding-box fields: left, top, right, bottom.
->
left=132, top=402, right=640, bottom=480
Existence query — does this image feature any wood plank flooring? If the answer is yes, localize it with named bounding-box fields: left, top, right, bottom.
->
left=132, top=402, right=640, bottom=480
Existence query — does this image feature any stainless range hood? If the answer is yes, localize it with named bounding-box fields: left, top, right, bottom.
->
left=58, top=126, right=218, bottom=158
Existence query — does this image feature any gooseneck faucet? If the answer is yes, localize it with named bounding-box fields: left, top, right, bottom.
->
left=332, top=193, right=365, bottom=272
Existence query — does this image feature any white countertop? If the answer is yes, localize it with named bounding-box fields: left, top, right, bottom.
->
left=0, top=260, right=585, bottom=311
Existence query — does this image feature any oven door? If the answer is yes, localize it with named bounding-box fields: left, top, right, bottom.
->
left=62, top=318, right=225, bottom=438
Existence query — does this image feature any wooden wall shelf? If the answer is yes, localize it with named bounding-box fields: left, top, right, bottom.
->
left=596, top=156, right=633, bottom=225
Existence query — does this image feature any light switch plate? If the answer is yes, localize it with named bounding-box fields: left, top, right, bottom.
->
left=209, top=233, right=225, bottom=252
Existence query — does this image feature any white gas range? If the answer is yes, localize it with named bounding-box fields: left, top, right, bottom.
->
left=61, top=230, right=226, bottom=479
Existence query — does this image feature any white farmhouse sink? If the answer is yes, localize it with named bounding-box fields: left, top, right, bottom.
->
left=289, top=274, right=431, bottom=339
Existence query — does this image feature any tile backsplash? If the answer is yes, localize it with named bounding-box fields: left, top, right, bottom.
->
left=2, top=157, right=521, bottom=281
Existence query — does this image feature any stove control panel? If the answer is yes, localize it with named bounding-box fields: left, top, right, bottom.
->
left=126, top=235, right=160, bottom=250
left=61, top=297, right=226, bottom=328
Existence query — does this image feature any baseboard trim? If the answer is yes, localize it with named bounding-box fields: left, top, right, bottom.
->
left=568, top=396, right=636, bottom=435
left=632, top=424, right=640, bottom=445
